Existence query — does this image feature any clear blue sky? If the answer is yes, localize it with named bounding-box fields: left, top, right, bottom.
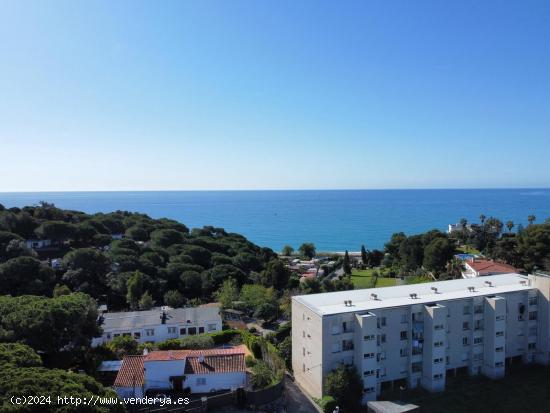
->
left=1, top=0, right=549, bottom=191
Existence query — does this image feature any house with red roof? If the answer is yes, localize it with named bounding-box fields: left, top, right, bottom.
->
left=113, top=345, right=249, bottom=398
left=461, top=258, right=519, bottom=279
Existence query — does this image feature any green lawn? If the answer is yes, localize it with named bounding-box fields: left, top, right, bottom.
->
left=350, top=269, right=396, bottom=289
left=456, top=245, right=481, bottom=255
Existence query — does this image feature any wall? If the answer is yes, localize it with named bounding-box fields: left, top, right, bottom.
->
left=144, top=359, right=185, bottom=391
left=186, top=372, right=246, bottom=393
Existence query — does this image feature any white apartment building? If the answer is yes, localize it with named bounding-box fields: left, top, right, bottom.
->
left=92, top=306, right=222, bottom=346
left=292, top=273, right=550, bottom=404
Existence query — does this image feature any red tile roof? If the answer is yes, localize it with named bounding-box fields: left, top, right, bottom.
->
left=466, top=259, right=518, bottom=275
left=144, top=345, right=249, bottom=361
left=114, top=345, right=250, bottom=386
left=184, top=354, right=246, bottom=374
left=113, top=355, right=145, bottom=387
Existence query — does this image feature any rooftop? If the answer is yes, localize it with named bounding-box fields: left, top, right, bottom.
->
left=99, top=306, right=220, bottom=331
left=293, top=273, right=533, bottom=316
left=464, top=259, right=518, bottom=275
left=114, top=345, right=248, bottom=387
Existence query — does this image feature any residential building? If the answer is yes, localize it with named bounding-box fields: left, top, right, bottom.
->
left=92, top=306, right=222, bottom=346
left=113, top=345, right=248, bottom=398
left=462, top=258, right=518, bottom=278
left=25, top=239, right=52, bottom=249
left=292, top=273, right=550, bottom=404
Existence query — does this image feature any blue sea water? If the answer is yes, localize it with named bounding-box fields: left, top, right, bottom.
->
left=0, top=189, right=549, bottom=252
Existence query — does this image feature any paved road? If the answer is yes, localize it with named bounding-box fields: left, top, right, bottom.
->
left=283, top=377, right=320, bottom=413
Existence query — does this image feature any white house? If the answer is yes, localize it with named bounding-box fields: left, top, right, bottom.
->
left=461, top=259, right=518, bottom=279
left=92, top=306, right=222, bottom=346
left=25, top=239, right=52, bottom=249
left=113, top=345, right=248, bottom=398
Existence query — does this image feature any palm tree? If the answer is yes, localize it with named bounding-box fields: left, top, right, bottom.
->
left=506, top=220, right=514, bottom=233
left=528, top=215, right=536, bottom=226
left=479, top=214, right=486, bottom=225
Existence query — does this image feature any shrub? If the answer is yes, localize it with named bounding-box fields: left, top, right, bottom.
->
left=245, top=355, right=257, bottom=368
left=251, top=360, right=275, bottom=389
left=179, top=334, right=215, bottom=349
left=319, top=396, right=338, bottom=413
left=209, top=329, right=240, bottom=345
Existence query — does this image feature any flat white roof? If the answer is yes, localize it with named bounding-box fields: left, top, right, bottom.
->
left=293, top=273, right=533, bottom=316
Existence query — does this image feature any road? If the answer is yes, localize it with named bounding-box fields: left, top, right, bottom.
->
left=282, top=377, right=320, bottom=413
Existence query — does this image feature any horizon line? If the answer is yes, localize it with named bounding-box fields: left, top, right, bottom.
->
left=1, top=186, right=549, bottom=194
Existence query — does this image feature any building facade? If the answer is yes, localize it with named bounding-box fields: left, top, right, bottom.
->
left=292, top=273, right=550, bottom=404
left=92, top=306, right=222, bottom=346
left=461, top=258, right=518, bottom=278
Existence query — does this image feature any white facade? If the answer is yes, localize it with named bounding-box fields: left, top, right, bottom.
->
left=92, top=307, right=222, bottom=346
left=292, top=273, right=550, bottom=404
left=25, top=239, right=52, bottom=249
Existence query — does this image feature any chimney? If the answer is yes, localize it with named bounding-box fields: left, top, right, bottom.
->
left=160, top=311, right=167, bottom=324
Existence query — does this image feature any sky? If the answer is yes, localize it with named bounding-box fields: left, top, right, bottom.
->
left=0, top=0, right=549, bottom=191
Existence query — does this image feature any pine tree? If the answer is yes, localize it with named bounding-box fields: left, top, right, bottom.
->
left=343, top=250, right=352, bottom=275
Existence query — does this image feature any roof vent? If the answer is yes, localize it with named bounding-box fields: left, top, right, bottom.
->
left=143, top=348, right=149, bottom=356
left=431, top=287, right=438, bottom=294
left=484, top=281, right=493, bottom=287
left=409, top=293, right=418, bottom=299
left=348, top=300, right=353, bottom=306
left=468, top=286, right=476, bottom=292
left=370, top=293, right=378, bottom=300
left=520, top=280, right=527, bottom=286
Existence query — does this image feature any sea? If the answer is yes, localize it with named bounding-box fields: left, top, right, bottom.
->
left=0, top=189, right=549, bottom=252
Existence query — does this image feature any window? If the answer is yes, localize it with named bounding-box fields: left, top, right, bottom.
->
left=377, top=352, right=386, bottom=361
left=133, top=332, right=141, bottom=339
left=331, top=325, right=340, bottom=335
left=412, top=362, right=422, bottom=373
left=377, top=317, right=386, bottom=328
left=123, top=333, right=131, bottom=337
left=463, top=322, right=470, bottom=330
left=106, top=333, right=111, bottom=339
left=495, top=346, right=504, bottom=352
left=207, top=323, right=217, bottom=332
left=303, top=331, right=306, bottom=338
left=302, top=363, right=305, bottom=372
left=474, top=320, right=483, bottom=330
left=188, top=327, right=197, bottom=335
left=529, top=311, right=538, bottom=321
left=145, top=329, right=154, bottom=336
left=473, top=353, right=483, bottom=361
left=496, top=331, right=504, bottom=337
left=528, top=342, right=536, bottom=351
left=400, top=331, right=408, bottom=341
left=342, top=340, right=354, bottom=351
left=434, top=341, right=444, bottom=348
left=363, top=370, right=376, bottom=376
left=364, top=387, right=375, bottom=393
left=474, top=337, right=483, bottom=345
left=196, top=378, right=206, bottom=386
left=496, top=315, right=505, bottom=321
left=434, top=357, right=443, bottom=364
left=303, top=347, right=306, bottom=356
left=381, top=334, right=386, bottom=343
left=446, top=356, right=450, bottom=365
left=180, top=328, right=186, bottom=335
left=463, top=337, right=469, bottom=346
left=364, top=353, right=375, bottom=359
left=168, top=327, right=176, bottom=334
left=529, top=326, right=538, bottom=336
left=199, top=327, right=205, bottom=334
left=529, top=296, right=538, bottom=306
left=495, top=362, right=504, bottom=368
left=113, top=334, right=120, bottom=338
left=434, top=324, right=444, bottom=330
left=400, top=348, right=409, bottom=357
left=474, top=305, right=483, bottom=314
left=433, top=374, right=443, bottom=380
left=463, top=305, right=470, bottom=315
left=364, top=334, right=375, bottom=341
